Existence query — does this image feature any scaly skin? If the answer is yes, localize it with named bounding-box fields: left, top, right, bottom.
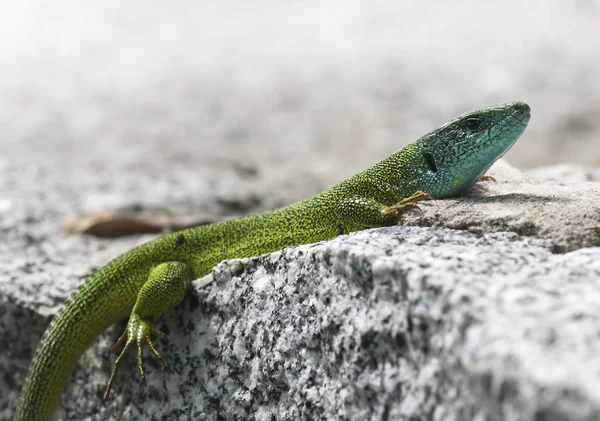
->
left=15, top=102, right=531, bottom=420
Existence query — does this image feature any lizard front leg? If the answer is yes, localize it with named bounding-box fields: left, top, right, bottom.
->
left=337, top=190, right=432, bottom=232
left=103, top=261, right=193, bottom=403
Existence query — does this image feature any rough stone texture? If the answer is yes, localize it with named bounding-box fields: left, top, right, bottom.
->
left=139, top=229, right=598, bottom=421
left=2, top=1, right=600, bottom=420
left=3, top=157, right=600, bottom=420
left=401, top=161, right=600, bottom=253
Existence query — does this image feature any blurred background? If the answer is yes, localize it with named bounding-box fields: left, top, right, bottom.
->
left=0, top=0, right=599, bottom=206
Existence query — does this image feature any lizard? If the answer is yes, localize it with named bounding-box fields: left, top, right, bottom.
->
left=15, top=101, right=531, bottom=420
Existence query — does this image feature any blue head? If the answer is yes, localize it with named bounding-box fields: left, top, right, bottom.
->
left=415, top=102, right=530, bottom=198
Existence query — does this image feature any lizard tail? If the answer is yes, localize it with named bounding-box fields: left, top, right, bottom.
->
left=15, top=268, right=137, bottom=420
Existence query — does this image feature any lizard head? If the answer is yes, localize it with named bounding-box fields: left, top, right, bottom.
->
left=415, top=101, right=530, bottom=198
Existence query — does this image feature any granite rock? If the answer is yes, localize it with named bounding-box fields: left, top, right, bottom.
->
left=121, top=228, right=600, bottom=421
left=3, top=158, right=600, bottom=420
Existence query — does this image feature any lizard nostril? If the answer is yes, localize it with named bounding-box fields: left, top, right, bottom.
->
left=513, top=102, right=530, bottom=114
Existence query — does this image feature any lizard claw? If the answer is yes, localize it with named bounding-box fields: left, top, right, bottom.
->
left=384, top=190, right=433, bottom=218
left=409, top=203, right=425, bottom=216
left=103, top=337, right=135, bottom=406
left=146, top=329, right=168, bottom=367
left=102, top=261, right=192, bottom=405
left=103, top=316, right=167, bottom=405
left=478, top=175, right=497, bottom=183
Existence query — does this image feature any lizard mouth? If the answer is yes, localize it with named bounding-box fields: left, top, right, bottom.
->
left=509, top=102, right=531, bottom=125
left=476, top=101, right=531, bottom=175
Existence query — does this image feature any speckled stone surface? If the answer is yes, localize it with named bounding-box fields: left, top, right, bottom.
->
left=3, top=153, right=600, bottom=420
left=3, top=2, right=600, bottom=419
left=123, top=227, right=600, bottom=421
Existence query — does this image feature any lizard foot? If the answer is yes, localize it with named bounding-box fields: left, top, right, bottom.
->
left=478, top=175, right=497, bottom=183
left=383, top=190, right=433, bottom=218
left=102, top=261, right=192, bottom=405
left=103, top=314, right=167, bottom=405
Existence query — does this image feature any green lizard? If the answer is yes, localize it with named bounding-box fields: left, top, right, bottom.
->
left=15, top=101, right=531, bottom=420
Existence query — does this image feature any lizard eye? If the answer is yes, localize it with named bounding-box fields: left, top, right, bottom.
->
left=423, top=152, right=437, bottom=173
left=465, top=117, right=482, bottom=131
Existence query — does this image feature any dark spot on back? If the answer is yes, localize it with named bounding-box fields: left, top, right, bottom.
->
left=176, top=234, right=186, bottom=247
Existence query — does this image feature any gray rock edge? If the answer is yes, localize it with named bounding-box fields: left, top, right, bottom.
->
left=2, top=160, right=600, bottom=420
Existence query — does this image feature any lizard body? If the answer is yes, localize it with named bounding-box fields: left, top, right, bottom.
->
left=15, top=102, right=530, bottom=420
